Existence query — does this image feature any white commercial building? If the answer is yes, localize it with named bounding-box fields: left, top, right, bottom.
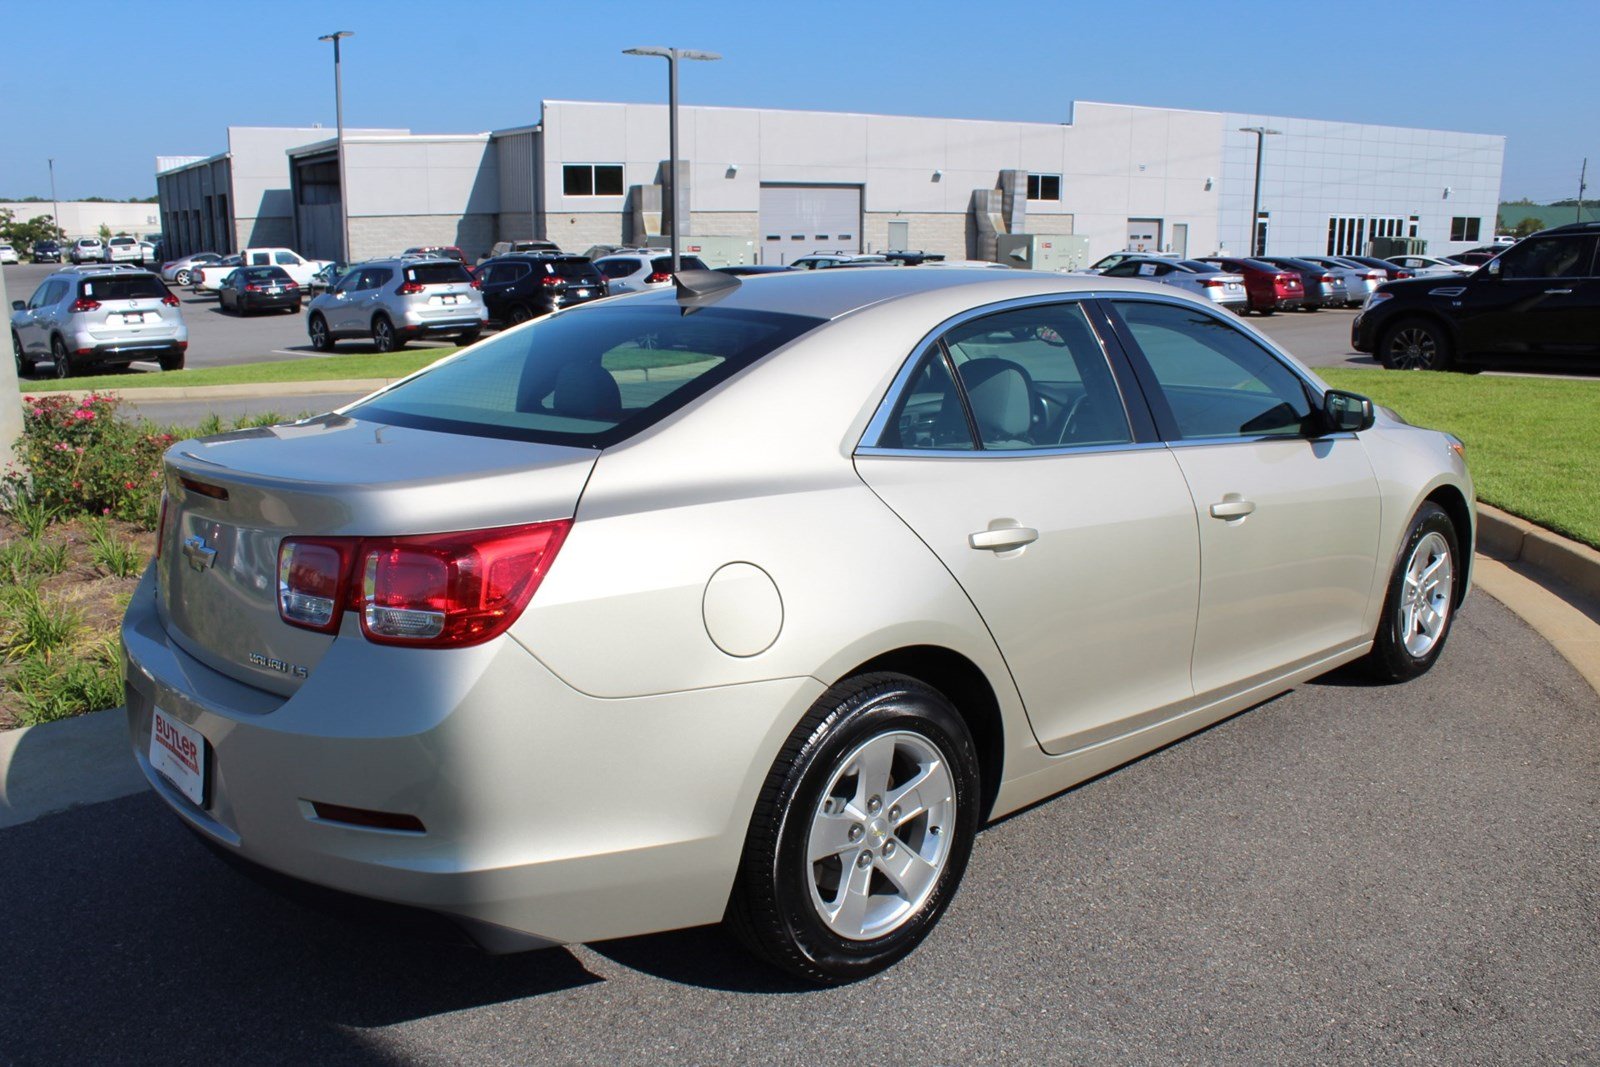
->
left=157, top=101, right=1504, bottom=267
left=0, top=201, right=160, bottom=243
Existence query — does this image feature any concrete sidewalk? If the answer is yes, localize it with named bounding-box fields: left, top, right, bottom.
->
left=0, top=706, right=145, bottom=829
left=37, top=378, right=396, bottom=403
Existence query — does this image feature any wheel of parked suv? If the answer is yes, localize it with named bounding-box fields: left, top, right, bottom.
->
left=726, top=672, right=981, bottom=984
left=50, top=336, right=74, bottom=379
left=175, top=268, right=192, bottom=286
left=1381, top=317, right=1452, bottom=371
left=1361, top=502, right=1460, bottom=682
left=288, top=301, right=301, bottom=314
left=371, top=315, right=405, bottom=353
left=308, top=313, right=333, bottom=352
left=507, top=304, right=533, bottom=327
left=1256, top=308, right=1275, bottom=317
left=12, top=332, right=33, bottom=378
left=456, top=328, right=481, bottom=346
left=158, top=349, right=185, bottom=372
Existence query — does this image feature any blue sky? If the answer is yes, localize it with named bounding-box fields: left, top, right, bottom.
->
left=2, top=0, right=1594, bottom=203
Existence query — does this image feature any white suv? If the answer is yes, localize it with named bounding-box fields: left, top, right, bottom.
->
left=10, top=266, right=188, bottom=378
left=70, top=238, right=105, bottom=264
left=305, top=256, right=485, bottom=352
left=106, top=236, right=143, bottom=264
left=592, top=250, right=709, bottom=294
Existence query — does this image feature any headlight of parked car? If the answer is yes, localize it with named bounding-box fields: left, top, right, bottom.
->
left=1362, top=291, right=1393, bottom=311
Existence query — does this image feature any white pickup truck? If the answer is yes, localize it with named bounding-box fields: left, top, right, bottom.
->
left=192, top=248, right=333, bottom=292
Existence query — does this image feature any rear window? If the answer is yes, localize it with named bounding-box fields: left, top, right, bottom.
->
left=80, top=276, right=169, bottom=301
left=347, top=303, right=824, bottom=447
left=544, top=259, right=602, bottom=281
left=404, top=263, right=472, bottom=285
left=241, top=267, right=291, bottom=282
left=652, top=256, right=708, bottom=274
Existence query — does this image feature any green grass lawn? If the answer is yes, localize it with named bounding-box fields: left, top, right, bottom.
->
left=1321, top=368, right=1600, bottom=549
left=25, top=349, right=460, bottom=393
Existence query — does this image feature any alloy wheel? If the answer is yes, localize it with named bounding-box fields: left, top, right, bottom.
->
left=1388, top=326, right=1438, bottom=370
left=1399, top=531, right=1453, bottom=657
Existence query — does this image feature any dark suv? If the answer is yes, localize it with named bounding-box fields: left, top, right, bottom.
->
left=476, top=254, right=607, bottom=326
left=1352, top=222, right=1600, bottom=371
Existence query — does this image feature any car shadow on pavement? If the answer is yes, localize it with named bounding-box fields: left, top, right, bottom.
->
left=0, top=792, right=600, bottom=1062
left=588, top=925, right=819, bottom=995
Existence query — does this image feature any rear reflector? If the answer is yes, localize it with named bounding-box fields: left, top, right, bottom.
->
left=179, top=476, right=229, bottom=500
left=277, top=519, right=571, bottom=647
left=310, top=802, right=425, bottom=833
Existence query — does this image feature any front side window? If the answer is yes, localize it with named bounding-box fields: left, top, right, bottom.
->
left=1112, top=300, right=1313, bottom=440
left=249, top=252, right=269, bottom=266
left=1497, top=235, right=1597, bottom=280
left=347, top=304, right=824, bottom=446
left=562, top=164, right=625, bottom=197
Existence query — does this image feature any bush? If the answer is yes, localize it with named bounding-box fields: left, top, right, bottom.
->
left=6, top=393, right=176, bottom=528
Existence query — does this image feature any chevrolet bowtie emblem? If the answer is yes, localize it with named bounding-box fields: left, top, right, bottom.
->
left=182, top=536, right=217, bottom=572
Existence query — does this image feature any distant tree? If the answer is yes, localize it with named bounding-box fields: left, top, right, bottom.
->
left=0, top=195, right=49, bottom=203
left=0, top=210, right=67, bottom=254
left=128, top=195, right=158, bottom=203
left=1513, top=216, right=1545, bottom=238
left=97, top=222, right=112, bottom=240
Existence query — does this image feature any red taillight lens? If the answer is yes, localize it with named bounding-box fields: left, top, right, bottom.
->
left=276, top=521, right=570, bottom=647
left=161, top=293, right=180, bottom=307
left=1365, top=271, right=1383, bottom=280
left=1396, top=270, right=1413, bottom=279
left=396, top=281, right=425, bottom=295
left=541, top=275, right=562, bottom=286
left=469, top=277, right=482, bottom=290
left=245, top=284, right=263, bottom=292
left=1321, top=274, right=1335, bottom=284
left=70, top=298, right=101, bottom=313
left=646, top=271, right=671, bottom=284
left=285, top=281, right=299, bottom=289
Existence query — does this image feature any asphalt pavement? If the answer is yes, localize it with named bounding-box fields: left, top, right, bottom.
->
left=1, top=592, right=1594, bottom=1065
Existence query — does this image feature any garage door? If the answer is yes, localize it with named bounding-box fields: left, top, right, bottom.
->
left=760, top=185, right=862, bottom=265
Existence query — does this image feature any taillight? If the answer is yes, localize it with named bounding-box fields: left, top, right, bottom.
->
left=541, top=275, right=562, bottom=286
left=285, top=281, right=299, bottom=289
left=1321, top=274, right=1335, bottom=284
left=1365, top=271, right=1383, bottom=280
left=245, top=284, right=263, bottom=292
left=397, top=281, right=425, bottom=295
left=161, top=293, right=180, bottom=307
left=1200, top=278, right=1224, bottom=287
left=469, top=277, right=482, bottom=290
left=70, top=297, right=101, bottom=313
left=276, top=520, right=571, bottom=647
left=646, top=271, right=671, bottom=284
left=1395, top=270, right=1413, bottom=279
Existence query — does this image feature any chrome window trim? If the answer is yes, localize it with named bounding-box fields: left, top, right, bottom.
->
left=857, top=440, right=1170, bottom=461
left=1165, top=431, right=1357, bottom=449
left=856, top=291, right=1141, bottom=453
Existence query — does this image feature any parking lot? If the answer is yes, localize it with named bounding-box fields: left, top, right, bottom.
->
left=1, top=595, right=1594, bottom=1063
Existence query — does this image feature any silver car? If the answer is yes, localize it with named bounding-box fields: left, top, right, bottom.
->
left=1096, top=256, right=1249, bottom=310
left=11, top=265, right=187, bottom=378
left=305, top=256, right=485, bottom=352
left=1299, top=255, right=1381, bottom=305
left=125, top=268, right=1472, bottom=983
left=161, top=252, right=223, bottom=286
left=70, top=237, right=105, bottom=264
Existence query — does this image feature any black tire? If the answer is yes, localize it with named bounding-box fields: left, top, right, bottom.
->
left=1380, top=316, right=1453, bottom=371
left=1360, top=502, right=1461, bottom=683
left=308, top=313, right=334, bottom=352
left=726, top=673, right=981, bottom=984
left=12, top=331, right=34, bottom=377
left=372, top=315, right=404, bottom=352
left=507, top=304, right=534, bottom=327
left=1256, top=308, right=1275, bottom=317
left=288, top=301, right=301, bottom=314
left=456, top=328, right=481, bottom=346
left=158, top=349, right=185, bottom=372
left=50, top=336, right=74, bottom=379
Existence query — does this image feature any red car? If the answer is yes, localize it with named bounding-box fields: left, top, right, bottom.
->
left=1196, top=257, right=1303, bottom=315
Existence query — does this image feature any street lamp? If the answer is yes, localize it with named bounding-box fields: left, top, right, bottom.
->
left=47, top=158, right=61, bottom=241
left=1239, top=126, right=1281, bottom=257
left=623, top=46, right=722, bottom=273
left=318, top=30, right=355, bottom=263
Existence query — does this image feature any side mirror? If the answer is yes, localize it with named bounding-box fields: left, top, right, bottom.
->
left=1323, top=389, right=1375, bottom=433
left=1485, top=258, right=1501, bottom=277
left=11, top=300, right=24, bottom=311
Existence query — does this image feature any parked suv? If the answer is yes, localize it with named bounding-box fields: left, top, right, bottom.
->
left=1352, top=221, right=1600, bottom=371
left=106, top=236, right=143, bottom=264
left=70, top=238, right=105, bottom=264
left=10, top=266, right=187, bottom=378
left=32, top=240, right=63, bottom=263
left=477, top=253, right=607, bottom=326
left=306, top=256, right=485, bottom=352
left=592, top=250, right=710, bottom=293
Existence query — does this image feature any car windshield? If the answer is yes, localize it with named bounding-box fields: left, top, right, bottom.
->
left=347, top=303, right=824, bottom=447
left=403, top=262, right=472, bottom=285
left=80, top=275, right=168, bottom=301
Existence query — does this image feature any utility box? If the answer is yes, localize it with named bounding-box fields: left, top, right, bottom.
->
left=679, top=235, right=757, bottom=268
left=1367, top=236, right=1427, bottom=258
left=995, top=233, right=1091, bottom=272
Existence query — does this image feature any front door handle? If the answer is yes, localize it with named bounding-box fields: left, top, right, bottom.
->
left=1544, top=288, right=1574, bottom=295
left=969, top=526, right=1039, bottom=551
left=1209, top=499, right=1257, bottom=519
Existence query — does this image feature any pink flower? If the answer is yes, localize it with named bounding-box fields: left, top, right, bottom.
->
left=102, top=507, right=111, bottom=515
left=124, top=481, right=137, bottom=490
left=30, top=408, right=42, bottom=416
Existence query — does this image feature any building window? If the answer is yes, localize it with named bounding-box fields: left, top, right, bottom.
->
left=562, top=164, right=625, bottom=197
left=1450, top=217, right=1482, bottom=242
left=1027, top=174, right=1061, bottom=201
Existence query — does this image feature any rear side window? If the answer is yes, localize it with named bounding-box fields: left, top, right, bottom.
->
left=1498, top=236, right=1597, bottom=280
left=348, top=304, right=824, bottom=447
left=596, top=259, right=638, bottom=279
left=80, top=276, right=169, bottom=302
left=274, top=251, right=300, bottom=266
left=651, top=256, right=708, bottom=274
left=403, top=263, right=472, bottom=285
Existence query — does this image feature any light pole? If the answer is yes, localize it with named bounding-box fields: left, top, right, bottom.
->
left=1239, top=126, right=1281, bottom=257
left=47, top=158, right=61, bottom=241
left=318, top=31, right=354, bottom=263
left=623, top=46, right=722, bottom=274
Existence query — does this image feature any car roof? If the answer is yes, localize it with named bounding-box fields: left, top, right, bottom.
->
left=610, top=265, right=1221, bottom=322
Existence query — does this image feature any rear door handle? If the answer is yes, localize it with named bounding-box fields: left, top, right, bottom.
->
left=1209, top=499, right=1256, bottom=519
left=969, top=526, right=1039, bottom=551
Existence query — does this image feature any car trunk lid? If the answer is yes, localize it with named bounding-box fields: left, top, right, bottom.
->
left=156, top=414, right=596, bottom=696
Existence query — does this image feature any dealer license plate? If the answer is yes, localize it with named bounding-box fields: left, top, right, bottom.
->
left=121, top=312, right=148, bottom=325
left=150, top=707, right=206, bottom=806
left=576, top=289, right=590, bottom=297
left=439, top=294, right=459, bottom=305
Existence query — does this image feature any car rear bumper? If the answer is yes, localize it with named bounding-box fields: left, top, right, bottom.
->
left=120, top=567, right=818, bottom=948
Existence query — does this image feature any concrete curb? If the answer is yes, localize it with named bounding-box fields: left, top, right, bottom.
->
left=1475, top=503, right=1600, bottom=606
left=30, top=378, right=396, bottom=403
left=0, top=706, right=146, bottom=829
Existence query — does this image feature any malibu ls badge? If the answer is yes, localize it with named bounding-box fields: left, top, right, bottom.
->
left=248, top=652, right=309, bottom=679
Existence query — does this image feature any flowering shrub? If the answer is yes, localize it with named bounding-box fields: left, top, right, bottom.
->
left=6, top=393, right=176, bottom=528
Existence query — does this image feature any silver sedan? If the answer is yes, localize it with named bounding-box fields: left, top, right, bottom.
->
left=123, top=268, right=1474, bottom=984
left=1096, top=255, right=1249, bottom=310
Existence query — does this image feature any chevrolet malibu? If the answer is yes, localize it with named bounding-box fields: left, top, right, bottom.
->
left=124, top=268, right=1473, bottom=983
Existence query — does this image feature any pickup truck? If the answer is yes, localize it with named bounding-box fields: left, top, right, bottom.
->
left=192, top=248, right=332, bottom=292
